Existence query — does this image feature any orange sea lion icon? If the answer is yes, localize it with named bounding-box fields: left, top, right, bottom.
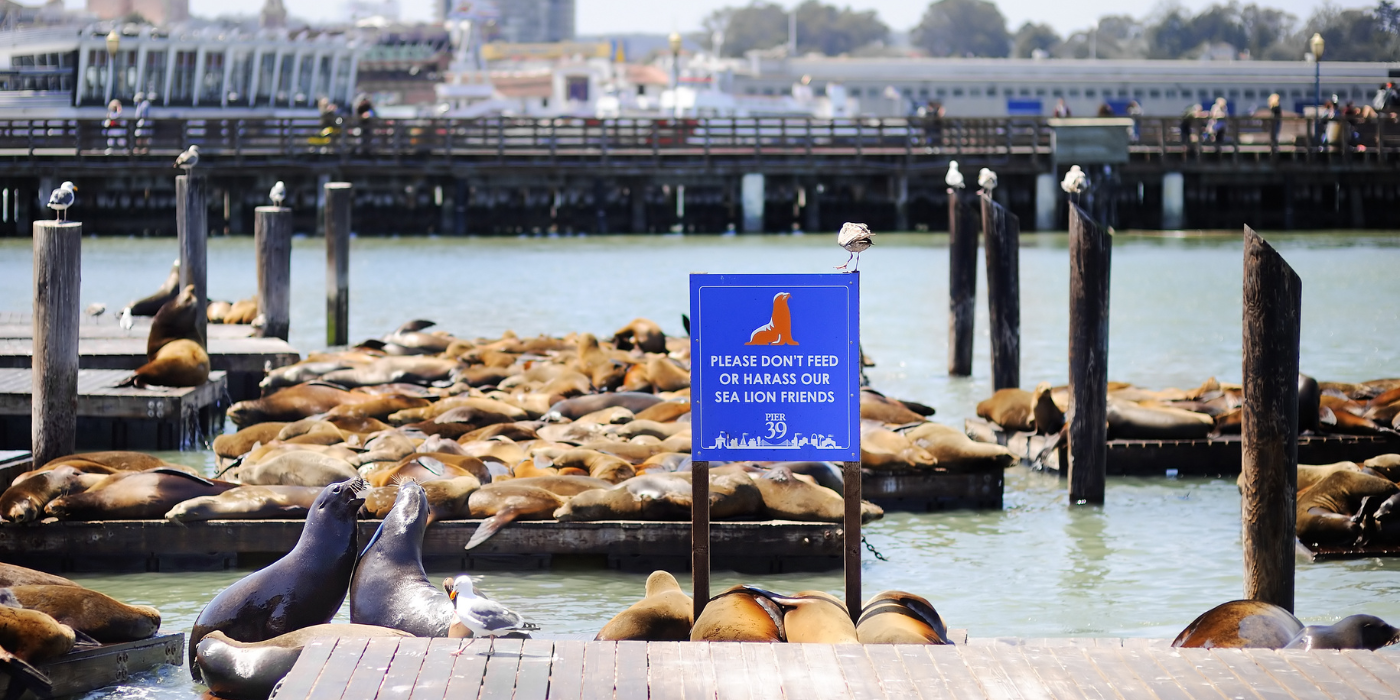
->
left=746, top=292, right=799, bottom=345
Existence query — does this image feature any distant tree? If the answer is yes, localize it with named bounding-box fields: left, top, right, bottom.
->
left=703, top=1, right=788, bottom=57
left=1054, top=15, right=1147, bottom=59
left=1145, top=2, right=1298, bottom=59
left=1012, top=22, right=1060, bottom=57
left=1304, top=2, right=1400, bottom=61
left=1239, top=4, right=1297, bottom=57
left=911, top=0, right=1010, bottom=57
left=793, top=0, right=889, bottom=55
left=121, top=11, right=152, bottom=25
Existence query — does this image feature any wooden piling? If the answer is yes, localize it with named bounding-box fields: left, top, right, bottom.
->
left=254, top=206, right=293, bottom=341
left=1067, top=204, right=1111, bottom=505
left=843, top=460, right=862, bottom=622
left=31, top=221, right=81, bottom=469
left=324, top=182, right=352, bottom=347
left=176, top=175, right=207, bottom=347
left=947, top=189, right=976, bottom=376
left=1241, top=226, right=1300, bottom=611
left=691, top=459, right=710, bottom=619
left=981, top=194, right=1020, bottom=390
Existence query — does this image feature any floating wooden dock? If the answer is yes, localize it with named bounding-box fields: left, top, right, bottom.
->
left=0, top=633, right=183, bottom=700
left=0, top=518, right=846, bottom=573
left=0, top=369, right=226, bottom=452
left=270, top=635, right=1400, bottom=700
left=0, top=311, right=298, bottom=401
left=861, top=468, right=1003, bottom=510
left=1298, top=539, right=1400, bottom=562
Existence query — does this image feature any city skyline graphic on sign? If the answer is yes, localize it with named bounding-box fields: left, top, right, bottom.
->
left=709, top=431, right=841, bottom=450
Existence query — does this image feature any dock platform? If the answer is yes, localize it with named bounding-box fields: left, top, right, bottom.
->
left=0, top=518, right=845, bottom=573
left=270, top=635, right=1400, bottom=700
left=0, top=369, right=226, bottom=452
left=0, top=633, right=183, bottom=700
left=0, top=311, right=298, bottom=401
left=862, top=468, right=1003, bottom=510
left=1298, top=539, right=1400, bottom=562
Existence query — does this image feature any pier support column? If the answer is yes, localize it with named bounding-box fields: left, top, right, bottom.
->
left=948, top=189, right=977, bottom=376
left=1349, top=184, right=1365, bottom=229
left=1162, top=172, right=1185, bottom=230
left=254, top=206, right=293, bottom=341
left=1067, top=204, right=1111, bottom=506
left=981, top=194, right=1020, bottom=391
left=630, top=181, right=647, bottom=233
left=804, top=182, right=821, bottom=232
left=893, top=174, right=909, bottom=232
left=454, top=179, right=469, bottom=236
left=741, top=173, right=764, bottom=233
left=176, top=175, right=207, bottom=347
left=324, top=182, right=352, bottom=347
left=32, top=220, right=81, bottom=469
left=594, top=179, right=608, bottom=234
left=1035, top=173, right=1056, bottom=231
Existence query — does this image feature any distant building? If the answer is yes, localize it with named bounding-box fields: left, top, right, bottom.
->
left=438, top=0, right=572, bottom=43
left=86, top=0, right=188, bottom=26
left=260, top=0, right=286, bottom=29
left=344, top=0, right=400, bottom=25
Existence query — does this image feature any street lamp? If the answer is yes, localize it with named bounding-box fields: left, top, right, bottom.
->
left=104, top=29, right=120, bottom=105
left=668, top=31, right=682, bottom=118
left=1310, top=32, right=1324, bottom=147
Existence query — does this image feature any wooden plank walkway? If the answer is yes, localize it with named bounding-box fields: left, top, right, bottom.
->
left=0, top=632, right=182, bottom=699
left=0, top=369, right=226, bottom=451
left=271, top=637, right=1400, bottom=700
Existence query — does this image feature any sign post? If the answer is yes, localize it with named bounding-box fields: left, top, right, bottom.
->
left=690, top=273, right=862, bottom=619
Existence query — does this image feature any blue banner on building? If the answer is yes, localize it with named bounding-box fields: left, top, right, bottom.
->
left=690, top=273, right=860, bottom=461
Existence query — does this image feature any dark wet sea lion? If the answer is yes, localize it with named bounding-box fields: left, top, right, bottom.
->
left=596, top=571, right=694, bottom=642
left=612, top=318, right=667, bottom=353
left=123, top=260, right=180, bottom=317
left=0, top=563, right=79, bottom=588
left=690, top=586, right=785, bottom=642
left=361, top=476, right=479, bottom=521
left=1032, top=383, right=1065, bottom=435
left=545, top=392, right=664, bottom=421
left=1283, top=615, right=1400, bottom=650
left=120, top=338, right=210, bottom=388
left=1106, top=400, right=1214, bottom=439
left=146, top=284, right=203, bottom=357
left=463, top=483, right=567, bottom=550
left=1296, top=470, right=1398, bottom=546
left=1172, top=600, right=1303, bottom=648
left=0, top=603, right=76, bottom=663
left=1298, top=374, right=1321, bottom=433
left=189, top=479, right=365, bottom=679
left=976, top=389, right=1036, bottom=432
left=165, top=485, right=322, bottom=522
left=771, top=590, right=858, bottom=644
left=45, top=469, right=236, bottom=520
left=227, top=383, right=376, bottom=429
left=196, top=625, right=412, bottom=700
left=753, top=466, right=882, bottom=523
left=1, top=466, right=106, bottom=523
left=9, top=585, right=160, bottom=643
left=350, top=481, right=456, bottom=637
left=857, top=591, right=950, bottom=644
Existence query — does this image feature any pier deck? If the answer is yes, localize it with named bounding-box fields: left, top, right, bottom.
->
left=0, top=369, right=226, bottom=452
left=271, top=636, right=1400, bottom=700
left=0, top=633, right=183, bottom=700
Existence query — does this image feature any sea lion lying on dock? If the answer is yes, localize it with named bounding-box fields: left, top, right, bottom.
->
left=222, top=451, right=359, bottom=488
left=166, top=485, right=323, bottom=522
left=976, top=389, right=1037, bottom=432
left=227, top=383, right=378, bottom=428
left=1283, top=615, right=1400, bottom=650
left=750, top=466, right=881, bottom=523
left=856, top=591, right=950, bottom=644
left=7, top=585, right=160, bottom=643
left=462, top=483, right=568, bottom=550
left=1106, top=399, right=1214, bottom=439
left=690, top=586, right=786, bottom=642
left=1, top=466, right=107, bottom=523
left=45, top=469, right=235, bottom=520
left=196, top=625, right=411, bottom=700
left=596, top=571, right=693, bottom=642
left=0, top=564, right=79, bottom=588
left=0, top=599, right=76, bottom=663
left=1296, top=470, right=1399, bottom=546
left=769, top=590, right=858, bottom=644
left=119, top=284, right=209, bottom=388
left=1172, top=600, right=1302, bottom=648
left=360, top=476, right=480, bottom=521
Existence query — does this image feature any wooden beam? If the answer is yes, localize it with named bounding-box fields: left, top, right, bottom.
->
left=31, top=220, right=82, bottom=469
left=947, top=189, right=976, bottom=376
left=1067, top=204, right=1111, bottom=506
left=176, top=175, right=207, bottom=348
left=981, top=194, right=1020, bottom=391
left=254, top=206, right=293, bottom=341
left=691, top=460, right=710, bottom=619
left=324, top=182, right=352, bottom=347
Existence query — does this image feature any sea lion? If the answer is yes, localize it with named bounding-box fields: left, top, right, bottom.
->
left=276, top=420, right=345, bottom=445
left=1363, top=454, right=1400, bottom=480
left=0, top=564, right=78, bottom=588
left=365, top=454, right=490, bottom=487
left=633, top=400, right=691, bottom=423
left=458, top=423, right=541, bottom=444
left=976, top=389, right=1036, bottom=432
left=1032, top=383, right=1065, bottom=435
left=145, top=284, right=204, bottom=357
left=463, top=483, right=567, bottom=549
left=361, top=476, right=479, bottom=521
left=904, top=422, right=1017, bottom=471
left=165, top=485, right=322, bottom=522
left=122, top=260, right=180, bottom=318
left=501, top=475, right=614, bottom=497
left=120, top=338, right=210, bottom=388
left=8, top=585, right=159, bottom=643
left=544, top=393, right=664, bottom=421
left=1319, top=395, right=1387, bottom=435
left=860, top=390, right=925, bottom=425
left=1283, top=615, right=1400, bottom=650
left=745, top=292, right=798, bottom=346
left=37, top=451, right=170, bottom=473
left=225, top=452, right=359, bottom=488
left=612, top=318, right=667, bottom=354
left=350, top=481, right=456, bottom=637
left=595, top=571, right=693, bottom=642
left=1298, top=374, right=1321, bottom=433
left=644, top=356, right=690, bottom=392
left=1, top=466, right=106, bottom=523
left=206, top=300, right=232, bottom=324
left=1296, top=470, right=1399, bottom=546
left=319, top=356, right=462, bottom=389
left=189, top=479, right=365, bottom=679
left=222, top=298, right=259, bottom=325
left=690, top=586, right=785, bottom=642
left=380, top=320, right=455, bottom=355
left=45, top=469, right=235, bottom=520
left=259, top=361, right=352, bottom=392
left=1235, top=461, right=1365, bottom=495
left=752, top=466, right=883, bottom=523
left=1172, top=600, right=1303, bottom=648
left=860, top=423, right=938, bottom=471
left=856, top=591, right=950, bottom=644
left=553, top=475, right=695, bottom=522
left=213, top=423, right=288, bottom=461
left=550, top=449, right=636, bottom=482
left=1106, top=400, right=1214, bottom=439
left=771, top=591, right=858, bottom=644
left=196, top=625, right=413, bottom=700
left=0, top=602, right=75, bottom=663
left=227, top=384, right=375, bottom=428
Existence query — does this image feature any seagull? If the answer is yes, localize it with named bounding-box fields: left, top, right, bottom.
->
left=945, top=161, right=964, bottom=190
left=46, top=182, right=76, bottom=221
left=978, top=168, right=998, bottom=194
left=84, top=303, right=105, bottom=317
left=269, top=181, right=286, bottom=207
left=444, top=575, right=539, bottom=645
left=174, top=145, right=199, bottom=171
left=1061, top=165, right=1088, bottom=196
left=119, top=307, right=133, bottom=330
left=835, top=222, right=874, bottom=273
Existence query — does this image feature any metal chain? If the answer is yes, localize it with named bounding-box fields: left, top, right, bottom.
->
left=861, top=535, right=890, bottom=562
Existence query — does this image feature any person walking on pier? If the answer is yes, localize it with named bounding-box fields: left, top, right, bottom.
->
left=1208, top=97, right=1228, bottom=151
left=133, top=93, right=151, bottom=155
left=1054, top=98, right=1071, bottom=118
left=1268, top=93, right=1282, bottom=150
left=104, top=99, right=124, bottom=154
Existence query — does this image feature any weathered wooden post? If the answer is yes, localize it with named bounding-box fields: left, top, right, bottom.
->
left=176, top=174, right=207, bottom=346
left=844, top=459, right=861, bottom=621
left=254, top=205, right=293, bottom=341
left=1241, top=226, right=1300, bottom=611
left=691, top=460, right=709, bottom=619
left=981, top=194, right=1020, bottom=390
left=32, top=220, right=81, bottom=469
left=947, top=189, right=976, bottom=376
left=1067, top=204, right=1111, bottom=505
left=324, top=182, right=352, bottom=346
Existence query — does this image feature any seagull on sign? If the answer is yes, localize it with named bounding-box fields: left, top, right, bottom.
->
left=945, top=160, right=965, bottom=190
left=174, top=145, right=199, bottom=172
left=835, top=222, right=874, bottom=273
left=47, top=181, right=77, bottom=221
left=978, top=168, right=998, bottom=195
left=444, top=574, right=538, bottom=646
left=269, top=181, right=286, bottom=207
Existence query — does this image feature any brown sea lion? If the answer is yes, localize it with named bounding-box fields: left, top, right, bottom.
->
left=222, top=298, right=259, bottom=325
left=166, top=485, right=323, bottom=522
left=1172, top=600, right=1303, bottom=648
left=1362, top=454, right=1400, bottom=480
left=276, top=420, right=345, bottom=445
left=463, top=483, right=567, bottom=549
left=0, top=564, right=78, bottom=588
left=904, top=422, right=1017, bottom=470
left=860, top=390, right=925, bottom=425
left=324, top=396, right=432, bottom=421
left=1032, top=383, right=1065, bottom=435
left=612, top=318, right=667, bottom=354
left=228, top=383, right=376, bottom=428
left=226, top=451, right=359, bottom=487
left=1319, top=395, right=1388, bottom=435
left=1296, top=470, right=1398, bottom=546
left=752, top=466, right=882, bottom=523
left=381, top=320, right=456, bottom=355
left=596, top=571, right=693, bottom=642
left=550, top=449, right=636, bottom=482
left=860, top=424, right=938, bottom=471
left=856, top=591, right=950, bottom=644
left=976, top=388, right=1036, bottom=432
left=503, top=475, right=614, bottom=497
left=553, top=475, right=695, bottom=521
left=1283, top=615, right=1400, bottom=650
left=45, top=469, right=236, bottom=520
left=771, top=591, right=858, bottom=644
left=364, top=453, right=489, bottom=487
left=361, top=476, right=480, bottom=521
left=458, top=423, right=541, bottom=443
left=196, top=625, right=413, bottom=700
left=145, top=283, right=203, bottom=355
left=319, top=356, right=462, bottom=388
left=0, top=603, right=75, bottom=663
left=9, top=585, right=160, bottom=643
left=38, top=451, right=170, bottom=473
left=1235, top=461, right=1366, bottom=495
left=1, top=466, right=106, bottom=523
left=214, top=423, right=289, bottom=461
left=633, top=400, right=691, bottom=423
left=120, top=338, right=210, bottom=388
left=690, top=586, right=785, bottom=642
left=645, top=356, right=690, bottom=392
left=545, top=392, right=664, bottom=421
left=1106, top=400, right=1214, bottom=439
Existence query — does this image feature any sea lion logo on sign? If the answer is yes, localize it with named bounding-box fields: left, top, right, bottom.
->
left=746, top=292, right=799, bottom=346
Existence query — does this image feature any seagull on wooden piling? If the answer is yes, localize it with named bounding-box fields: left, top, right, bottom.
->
left=978, top=168, right=998, bottom=195
left=945, top=161, right=964, bottom=190
left=1062, top=165, right=1089, bottom=206
left=269, top=181, right=286, bottom=207
left=835, top=222, right=874, bottom=273
left=174, top=145, right=199, bottom=172
left=46, top=181, right=76, bottom=221
left=443, top=574, right=538, bottom=645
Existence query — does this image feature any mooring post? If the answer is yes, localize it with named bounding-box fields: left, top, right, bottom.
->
left=324, top=182, right=352, bottom=347
left=691, top=459, right=710, bottom=619
left=844, top=459, right=862, bottom=622
left=948, top=189, right=977, bottom=376
left=176, top=174, right=207, bottom=347
left=981, top=194, right=1020, bottom=390
left=1241, top=226, right=1300, bottom=611
left=254, top=205, right=293, bottom=341
left=1067, top=204, right=1111, bottom=505
left=32, top=220, right=81, bottom=469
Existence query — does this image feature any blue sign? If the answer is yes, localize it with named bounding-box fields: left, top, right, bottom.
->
left=690, top=273, right=860, bottom=461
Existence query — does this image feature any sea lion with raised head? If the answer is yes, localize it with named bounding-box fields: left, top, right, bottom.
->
left=350, top=480, right=456, bottom=637
left=1032, top=383, right=1065, bottom=434
left=745, top=292, right=798, bottom=346
left=145, top=283, right=203, bottom=357
left=1172, top=600, right=1303, bottom=648
left=196, top=625, right=413, bottom=700
left=611, top=318, right=667, bottom=354
left=45, top=469, right=235, bottom=520
left=8, top=585, right=160, bottom=643
left=595, top=571, right=693, bottom=642
left=690, top=586, right=785, bottom=642
left=188, top=478, right=365, bottom=678
left=856, top=591, right=950, bottom=644
left=1283, top=615, right=1400, bottom=650
left=165, top=485, right=322, bottom=522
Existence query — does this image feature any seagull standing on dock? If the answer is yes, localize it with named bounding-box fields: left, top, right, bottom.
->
left=945, top=161, right=965, bottom=190
left=269, top=181, right=286, bottom=207
left=835, top=222, right=874, bottom=273
left=46, top=181, right=76, bottom=221
left=444, top=574, right=539, bottom=644
left=174, top=145, right=199, bottom=172
left=1061, top=165, right=1088, bottom=204
left=978, top=168, right=998, bottom=195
